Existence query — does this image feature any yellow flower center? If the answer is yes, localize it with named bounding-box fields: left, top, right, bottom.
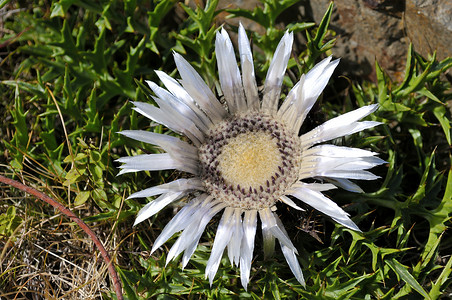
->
left=217, top=132, right=281, bottom=189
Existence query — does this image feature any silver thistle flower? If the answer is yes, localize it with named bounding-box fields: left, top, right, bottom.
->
left=117, top=24, right=383, bottom=289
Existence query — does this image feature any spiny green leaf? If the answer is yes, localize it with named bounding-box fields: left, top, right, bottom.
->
left=432, top=105, right=452, bottom=145
left=82, top=27, right=107, bottom=73
left=51, top=19, right=80, bottom=62
left=313, top=1, right=333, bottom=49
left=304, top=1, right=335, bottom=69
left=2, top=80, right=46, bottom=98
left=375, top=60, right=389, bottom=103
left=180, top=0, right=219, bottom=36
left=386, top=258, right=431, bottom=300
left=429, top=255, right=452, bottom=298
left=50, top=0, right=77, bottom=18
left=393, top=44, right=415, bottom=95
left=418, top=162, right=452, bottom=264
left=425, top=56, right=452, bottom=81
left=286, top=22, right=315, bottom=32
left=417, top=87, right=442, bottom=104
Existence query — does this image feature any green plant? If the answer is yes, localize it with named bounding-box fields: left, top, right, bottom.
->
left=1, top=0, right=451, bottom=299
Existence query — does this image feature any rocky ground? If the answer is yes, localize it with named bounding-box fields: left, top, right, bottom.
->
left=203, top=0, right=452, bottom=82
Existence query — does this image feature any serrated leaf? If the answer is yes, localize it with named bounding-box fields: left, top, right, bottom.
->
left=313, top=1, right=333, bottom=49
left=354, top=135, right=386, bottom=148
left=40, top=130, right=58, bottom=153
left=11, top=85, right=29, bottom=150
left=419, top=162, right=452, bottom=265
left=148, top=0, right=178, bottom=28
left=51, top=0, right=76, bottom=18
left=417, top=87, right=442, bottom=104
left=394, top=44, right=415, bottom=94
left=375, top=60, right=389, bottom=103
left=426, top=56, right=452, bottom=81
left=380, top=100, right=411, bottom=112
left=2, top=80, right=46, bottom=98
left=429, top=255, right=452, bottom=298
left=286, top=22, right=315, bottom=32
left=304, top=1, right=334, bottom=68
left=51, top=19, right=80, bottom=61
left=82, top=27, right=107, bottom=73
left=386, top=258, right=431, bottom=300
left=408, top=151, right=441, bottom=205
left=433, top=105, right=451, bottom=145
left=403, top=111, right=428, bottom=127
left=395, top=50, right=436, bottom=97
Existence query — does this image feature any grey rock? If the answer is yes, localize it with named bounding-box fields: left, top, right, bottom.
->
left=309, top=0, right=452, bottom=81
left=405, top=0, right=452, bottom=60
left=309, top=0, right=407, bottom=81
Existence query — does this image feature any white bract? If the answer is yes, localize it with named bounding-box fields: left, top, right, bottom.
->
left=117, top=25, right=383, bottom=289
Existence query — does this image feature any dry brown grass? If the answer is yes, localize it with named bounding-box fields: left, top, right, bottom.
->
left=0, top=168, right=119, bottom=299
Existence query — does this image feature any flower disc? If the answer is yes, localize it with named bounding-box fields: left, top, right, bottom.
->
left=199, top=112, right=301, bottom=210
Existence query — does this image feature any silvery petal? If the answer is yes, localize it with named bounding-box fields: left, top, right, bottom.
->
left=205, top=207, right=235, bottom=285
left=290, top=187, right=361, bottom=231
left=181, top=202, right=226, bottom=268
left=260, top=208, right=298, bottom=254
left=146, top=80, right=209, bottom=137
left=227, top=208, right=243, bottom=267
left=280, top=243, right=305, bottom=286
left=215, top=28, right=246, bottom=113
left=279, top=57, right=340, bottom=133
left=120, top=130, right=198, bottom=161
left=273, top=214, right=305, bottom=286
left=166, top=199, right=224, bottom=265
left=300, top=104, right=380, bottom=148
left=303, top=144, right=378, bottom=158
left=238, top=23, right=259, bottom=110
left=174, top=52, right=228, bottom=121
left=133, top=191, right=185, bottom=226
left=128, top=178, right=204, bottom=199
left=151, top=196, right=206, bottom=253
left=154, top=71, right=213, bottom=130
left=117, top=153, right=180, bottom=173
left=261, top=31, right=293, bottom=113
left=280, top=195, right=305, bottom=211
left=132, top=101, right=204, bottom=146
left=325, top=178, right=365, bottom=193
left=240, top=209, right=257, bottom=290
